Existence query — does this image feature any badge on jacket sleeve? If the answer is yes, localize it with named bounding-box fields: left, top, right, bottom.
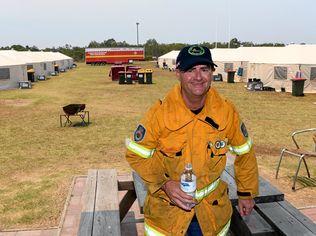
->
left=134, top=124, right=146, bottom=142
left=240, top=122, right=248, bottom=137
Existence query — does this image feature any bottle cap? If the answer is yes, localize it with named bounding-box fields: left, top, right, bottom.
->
left=185, top=163, right=193, bottom=170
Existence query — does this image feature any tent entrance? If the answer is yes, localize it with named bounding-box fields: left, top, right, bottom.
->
left=54, top=64, right=59, bottom=72
left=27, top=71, right=35, bottom=82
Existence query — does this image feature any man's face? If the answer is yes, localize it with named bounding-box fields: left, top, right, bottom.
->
left=177, top=64, right=213, bottom=99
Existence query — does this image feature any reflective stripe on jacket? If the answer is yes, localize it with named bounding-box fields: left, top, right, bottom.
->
left=126, top=138, right=155, bottom=159
left=228, top=138, right=253, bottom=156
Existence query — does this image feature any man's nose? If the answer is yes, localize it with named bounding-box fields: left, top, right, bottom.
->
left=194, top=69, right=203, bottom=80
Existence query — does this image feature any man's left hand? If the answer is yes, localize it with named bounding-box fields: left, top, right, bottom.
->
left=238, top=198, right=255, bottom=216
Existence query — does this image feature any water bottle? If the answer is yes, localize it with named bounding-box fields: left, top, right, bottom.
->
left=180, top=163, right=196, bottom=197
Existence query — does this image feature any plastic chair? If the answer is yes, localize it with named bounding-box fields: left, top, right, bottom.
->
left=275, top=128, right=316, bottom=191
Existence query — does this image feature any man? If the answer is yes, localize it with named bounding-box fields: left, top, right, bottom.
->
left=126, top=45, right=259, bottom=236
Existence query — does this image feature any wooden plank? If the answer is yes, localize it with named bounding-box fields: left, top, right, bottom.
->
left=230, top=206, right=276, bottom=236
left=117, top=173, right=135, bottom=191
left=119, top=190, right=137, bottom=222
left=132, top=172, right=147, bottom=214
left=278, top=201, right=316, bottom=233
left=256, top=202, right=315, bottom=236
left=118, top=180, right=135, bottom=191
left=93, top=169, right=121, bottom=236
left=224, top=165, right=284, bottom=204
left=256, top=177, right=284, bottom=203
left=120, top=212, right=139, bottom=236
left=78, top=169, right=97, bottom=236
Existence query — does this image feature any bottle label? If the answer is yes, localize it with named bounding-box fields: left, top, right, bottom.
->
left=180, top=176, right=196, bottom=194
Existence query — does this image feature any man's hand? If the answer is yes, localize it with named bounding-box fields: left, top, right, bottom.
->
left=161, top=180, right=196, bottom=211
left=238, top=198, right=255, bottom=216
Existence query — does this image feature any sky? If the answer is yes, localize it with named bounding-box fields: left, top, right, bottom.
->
left=0, top=0, right=315, bottom=48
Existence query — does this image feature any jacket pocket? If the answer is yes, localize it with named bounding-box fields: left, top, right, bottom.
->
left=158, top=135, right=186, bottom=159
left=144, top=194, right=177, bottom=234
left=158, top=136, right=186, bottom=179
left=206, top=139, right=228, bottom=170
left=204, top=182, right=232, bottom=233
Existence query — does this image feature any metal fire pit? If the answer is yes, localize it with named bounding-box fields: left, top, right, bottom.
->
left=62, top=104, right=86, bottom=115
left=60, top=104, right=89, bottom=127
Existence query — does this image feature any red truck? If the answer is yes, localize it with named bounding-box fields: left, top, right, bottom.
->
left=85, top=47, right=145, bottom=65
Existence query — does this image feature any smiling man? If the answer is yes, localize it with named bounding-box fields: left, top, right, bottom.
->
left=126, top=45, right=259, bottom=236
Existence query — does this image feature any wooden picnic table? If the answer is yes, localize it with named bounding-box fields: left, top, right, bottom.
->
left=77, top=167, right=316, bottom=236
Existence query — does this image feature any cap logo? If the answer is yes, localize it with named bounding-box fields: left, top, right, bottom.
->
left=188, top=45, right=205, bottom=56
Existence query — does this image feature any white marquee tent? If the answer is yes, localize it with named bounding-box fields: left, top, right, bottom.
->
left=212, top=48, right=245, bottom=82
left=245, top=45, right=316, bottom=93
left=44, top=52, right=74, bottom=70
left=157, top=50, right=179, bottom=70
left=0, top=51, right=27, bottom=90
left=17, top=51, right=56, bottom=78
left=157, top=45, right=316, bottom=93
left=0, top=50, right=74, bottom=90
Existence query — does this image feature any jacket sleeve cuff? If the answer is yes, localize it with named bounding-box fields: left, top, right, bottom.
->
left=237, top=190, right=257, bottom=200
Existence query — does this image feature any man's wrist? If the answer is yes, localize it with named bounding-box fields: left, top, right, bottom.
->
left=161, top=180, right=167, bottom=191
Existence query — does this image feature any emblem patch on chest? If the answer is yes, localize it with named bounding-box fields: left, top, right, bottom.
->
left=134, top=124, right=146, bottom=142
left=214, top=140, right=226, bottom=149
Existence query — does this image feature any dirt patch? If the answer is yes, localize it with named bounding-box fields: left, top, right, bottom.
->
left=258, top=165, right=316, bottom=208
left=0, top=99, right=33, bottom=107
left=255, top=144, right=281, bottom=156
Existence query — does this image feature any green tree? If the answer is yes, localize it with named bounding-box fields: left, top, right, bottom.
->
left=201, top=42, right=215, bottom=49
left=273, top=43, right=285, bottom=47
left=117, top=41, right=130, bottom=47
left=0, top=46, right=10, bottom=50
left=144, top=39, right=160, bottom=59
left=11, top=45, right=26, bottom=51
left=229, top=38, right=241, bottom=48
left=88, top=41, right=100, bottom=48
left=30, top=45, right=40, bottom=51
left=103, top=38, right=117, bottom=47
left=241, top=41, right=255, bottom=47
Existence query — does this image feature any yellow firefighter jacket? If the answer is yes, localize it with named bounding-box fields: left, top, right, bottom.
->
left=126, top=84, right=259, bottom=236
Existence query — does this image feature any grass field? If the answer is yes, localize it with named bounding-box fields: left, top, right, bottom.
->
left=0, top=62, right=315, bottom=230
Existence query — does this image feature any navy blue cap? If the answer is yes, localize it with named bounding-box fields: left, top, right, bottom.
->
left=176, top=45, right=217, bottom=72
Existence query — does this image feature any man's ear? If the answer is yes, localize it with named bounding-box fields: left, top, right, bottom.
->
left=175, top=69, right=181, bottom=78
left=175, top=69, right=182, bottom=82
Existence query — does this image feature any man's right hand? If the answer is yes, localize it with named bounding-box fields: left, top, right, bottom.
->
left=161, top=180, right=196, bottom=211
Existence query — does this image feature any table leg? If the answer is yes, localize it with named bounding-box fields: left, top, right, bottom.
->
left=65, top=115, right=72, bottom=126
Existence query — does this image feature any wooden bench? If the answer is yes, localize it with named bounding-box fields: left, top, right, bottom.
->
left=223, top=165, right=316, bottom=235
left=78, top=168, right=316, bottom=236
left=132, top=165, right=315, bottom=236
left=18, top=81, right=32, bottom=89
left=77, top=169, right=137, bottom=236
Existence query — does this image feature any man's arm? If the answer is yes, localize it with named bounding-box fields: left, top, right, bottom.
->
left=226, top=102, right=259, bottom=215
left=125, top=101, right=169, bottom=195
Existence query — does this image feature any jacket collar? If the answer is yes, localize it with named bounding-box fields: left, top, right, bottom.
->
left=199, top=88, right=228, bottom=131
left=162, top=84, right=229, bottom=131
left=163, top=84, right=193, bottom=131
